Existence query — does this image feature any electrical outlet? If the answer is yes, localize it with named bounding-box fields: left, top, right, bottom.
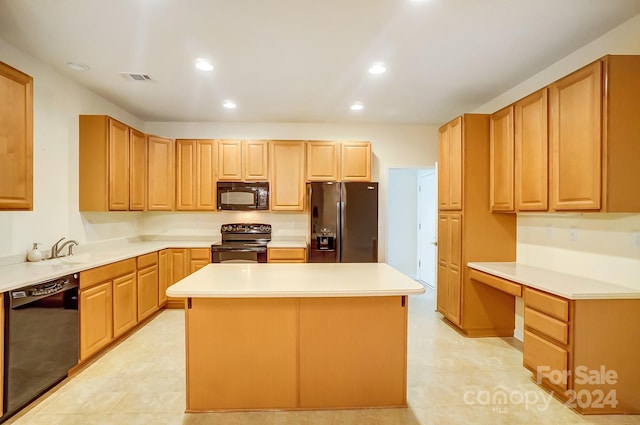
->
left=546, top=224, right=553, bottom=238
left=569, top=227, right=578, bottom=242
left=632, top=232, right=640, bottom=249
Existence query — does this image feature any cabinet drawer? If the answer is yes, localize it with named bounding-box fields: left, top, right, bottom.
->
left=80, top=258, right=136, bottom=289
left=524, top=287, right=569, bottom=321
left=524, top=330, right=569, bottom=390
left=137, top=252, right=158, bottom=269
left=268, top=248, right=306, bottom=262
left=469, top=269, right=522, bottom=297
left=190, top=248, right=211, bottom=260
left=524, top=307, right=569, bottom=345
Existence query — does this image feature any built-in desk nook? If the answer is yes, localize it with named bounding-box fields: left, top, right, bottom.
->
left=468, top=262, right=640, bottom=415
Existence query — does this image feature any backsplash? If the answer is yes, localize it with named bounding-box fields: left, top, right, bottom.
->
left=140, top=211, right=308, bottom=240
left=517, top=213, right=640, bottom=289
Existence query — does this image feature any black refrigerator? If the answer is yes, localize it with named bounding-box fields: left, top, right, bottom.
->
left=308, top=182, right=378, bottom=263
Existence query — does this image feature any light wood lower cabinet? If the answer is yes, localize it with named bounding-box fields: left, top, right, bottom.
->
left=79, top=258, right=136, bottom=361
left=267, top=247, right=306, bottom=263
left=189, top=248, right=210, bottom=273
left=137, top=252, right=159, bottom=321
left=79, top=281, right=113, bottom=361
left=185, top=296, right=407, bottom=411
left=522, top=287, right=640, bottom=414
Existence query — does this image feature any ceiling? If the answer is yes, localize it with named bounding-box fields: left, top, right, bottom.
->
left=2, top=0, right=640, bottom=125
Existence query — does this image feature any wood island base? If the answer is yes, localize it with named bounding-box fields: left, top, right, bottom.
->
left=184, top=296, right=409, bottom=411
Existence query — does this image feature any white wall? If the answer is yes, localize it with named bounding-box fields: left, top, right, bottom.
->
left=386, top=169, right=419, bottom=277
left=0, top=37, right=146, bottom=260
left=473, top=14, right=640, bottom=340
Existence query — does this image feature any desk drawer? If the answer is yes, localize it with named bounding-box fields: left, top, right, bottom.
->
left=524, top=287, right=569, bottom=321
left=524, top=330, right=569, bottom=390
left=524, top=307, right=569, bottom=345
left=469, top=269, right=522, bottom=297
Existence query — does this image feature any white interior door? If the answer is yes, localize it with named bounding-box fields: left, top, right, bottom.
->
left=417, top=171, right=437, bottom=288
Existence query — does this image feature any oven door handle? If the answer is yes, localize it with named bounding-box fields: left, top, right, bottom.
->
left=212, top=248, right=264, bottom=253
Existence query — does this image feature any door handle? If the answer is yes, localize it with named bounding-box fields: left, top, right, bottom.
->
left=430, top=241, right=438, bottom=246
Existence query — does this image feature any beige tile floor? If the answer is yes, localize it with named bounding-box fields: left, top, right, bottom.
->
left=7, top=287, right=640, bottom=425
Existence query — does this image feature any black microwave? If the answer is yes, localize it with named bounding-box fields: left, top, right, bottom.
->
left=217, top=182, right=269, bottom=211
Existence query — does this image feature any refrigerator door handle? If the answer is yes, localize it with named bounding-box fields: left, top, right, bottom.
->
left=336, top=200, right=343, bottom=262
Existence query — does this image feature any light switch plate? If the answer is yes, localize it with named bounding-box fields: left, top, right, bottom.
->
left=569, top=227, right=578, bottom=242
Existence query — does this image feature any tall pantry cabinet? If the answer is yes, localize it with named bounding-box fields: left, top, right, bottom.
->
left=437, top=114, right=517, bottom=337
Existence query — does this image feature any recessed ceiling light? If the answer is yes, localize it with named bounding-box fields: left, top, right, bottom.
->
left=222, top=100, right=237, bottom=109
left=66, top=61, right=89, bottom=71
left=195, top=58, right=214, bottom=71
left=368, top=62, right=386, bottom=75
left=350, top=103, right=364, bottom=111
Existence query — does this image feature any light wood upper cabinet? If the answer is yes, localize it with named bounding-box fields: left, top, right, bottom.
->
left=80, top=116, right=144, bottom=211
left=217, top=140, right=242, bottom=180
left=147, top=135, right=175, bottom=211
left=549, top=55, right=640, bottom=212
left=218, top=140, right=268, bottom=181
left=129, top=128, right=147, bottom=211
left=515, top=88, right=548, bottom=211
left=438, top=117, right=462, bottom=210
left=176, top=139, right=216, bottom=211
left=0, top=62, right=33, bottom=210
left=340, top=142, right=371, bottom=181
left=549, top=60, right=602, bottom=211
left=108, top=119, right=130, bottom=211
left=307, top=141, right=339, bottom=181
left=489, top=106, right=514, bottom=212
left=243, top=140, right=269, bottom=180
left=270, top=140, right=306, bottom=211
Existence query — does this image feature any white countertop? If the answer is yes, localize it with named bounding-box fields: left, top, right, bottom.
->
left=468, top=262, right=640, bottom=300
left=166, top=263, right=426, bottom=298
left=0, top=240, right=213, bottom=293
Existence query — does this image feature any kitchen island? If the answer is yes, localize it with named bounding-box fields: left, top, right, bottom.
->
left=166, top=262, right=425, bottom=412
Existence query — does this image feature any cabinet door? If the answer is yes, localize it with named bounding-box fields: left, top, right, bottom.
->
left=176, top=139, right=196, bottom=210
left=448, top=118, right=463, bottom=210
left=196, top=140, right=217, bottom=209
left=0, top=62, right=33, bottom=210
left=447, top=214, right=462, bottom=325
left=158, top=249, right=171, bottom=306
left=129, top=128, right=147, bottom=211
left=306, top=141, right=339, bottom=181
left=549, top=61, right=602, bottom=210
left=438, top=126, right=450, bottom=209
left=137, top=264, right=159, bottom=321
left=113, top=272, right=137, bottom=338
left=436, top=214, right=449, bottom=315
left=108, top=118, right=130, bottom=211
left=171, top=249, right=190, bottom=283
left=243, top=140, right=269, bottom=180
left=515, top=88, right=548, bottom=211
left=190, top=248, right=210, bottom=273
left=218, top=140, right=243, bottom=180
left=438, top=118, right=463, bottom=210
left=490, top=106, right=514, bottom=212
left=80, top=282, right=113, bottom=361
left=270, top=141, right=306, bottom=211
left=340, top=142, right=371, bottom=181
left=148, top=135, right=175, bottom=210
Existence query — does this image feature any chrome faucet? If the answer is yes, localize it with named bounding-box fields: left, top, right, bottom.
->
left=50, top=237, right=80, bottom=259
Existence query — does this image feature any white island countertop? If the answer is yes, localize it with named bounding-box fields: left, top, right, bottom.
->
left=166, top=263, right=426, bottom=298
left=468, top=262, right=640, bottom=300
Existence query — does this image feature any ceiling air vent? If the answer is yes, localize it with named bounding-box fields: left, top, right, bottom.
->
left=119, top=72, right=152, bottom=82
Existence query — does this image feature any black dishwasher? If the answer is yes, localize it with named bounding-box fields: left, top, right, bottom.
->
left=3, top=273, right=79, bottom=421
